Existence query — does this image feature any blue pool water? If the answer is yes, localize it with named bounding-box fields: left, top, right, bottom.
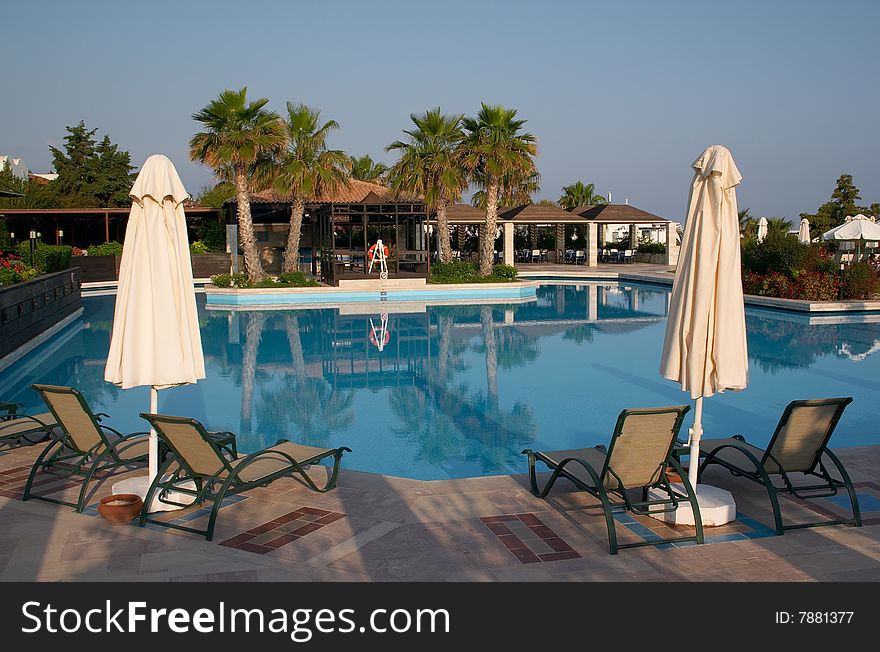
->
left=3, top=281, right=880, bottom=480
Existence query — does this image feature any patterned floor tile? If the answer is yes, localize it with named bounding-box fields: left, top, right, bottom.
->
left=219, top=507, right=345, bottom=554
left=480, top=514, right=581, bottom=564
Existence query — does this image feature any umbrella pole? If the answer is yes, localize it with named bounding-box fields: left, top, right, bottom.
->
left=688, top=396, right=704, bottom=490
left=149, top=387, right=158, bottom=481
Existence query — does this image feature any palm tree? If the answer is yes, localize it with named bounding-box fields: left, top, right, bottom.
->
left=767, top=216, right=794, bottom=237
left=386, top=108, right=467, bottom=263
left=276, top=102, right=350, bottom=273
left=558, top=180, right=608, bottom=209
left=470, top=169, right=541, bottom=209
left=349, top=154, right=388, bottom=183
left=460, top=104, right=538, bottom=275
left=190, top=87, right=286, bottom=282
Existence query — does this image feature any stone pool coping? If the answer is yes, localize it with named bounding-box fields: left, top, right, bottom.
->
left=519, top=269, right=880, bottom=314
left=204, top=279, right=539, bottom=310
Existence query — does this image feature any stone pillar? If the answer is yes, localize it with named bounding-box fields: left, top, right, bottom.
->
left=664, top=222, right=681, bottom=266
left=503, top=222, right=514, bottom=266
left=586, top=222, right=598, bottom=267
left=504, top=308, right=515, bottom=325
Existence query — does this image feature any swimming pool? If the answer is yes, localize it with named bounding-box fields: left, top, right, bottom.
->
left=3, top=281, right=880, bottom=480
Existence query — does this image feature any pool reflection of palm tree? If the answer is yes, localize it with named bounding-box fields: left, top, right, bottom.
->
left=563, top=324, right=596, bottom=344
left=480, top=306, right=498, bottom=403
left=253, top=312, right=354, bottom=448
left=240, top=311, right=267, bottom=436
left=388, top=305, right=537, bottom=474
left=260, top=375, right=354, bottom=448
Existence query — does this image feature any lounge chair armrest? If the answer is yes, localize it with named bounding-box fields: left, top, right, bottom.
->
left=700, top=441, right=763, bottom=470
left=2, top=413, right=51, bottom=428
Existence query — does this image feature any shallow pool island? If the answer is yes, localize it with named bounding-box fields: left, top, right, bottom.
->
left=204, top=278, right=539, bottom=310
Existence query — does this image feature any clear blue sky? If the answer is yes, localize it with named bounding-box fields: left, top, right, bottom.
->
left=2, top=0, right=878, bottom=221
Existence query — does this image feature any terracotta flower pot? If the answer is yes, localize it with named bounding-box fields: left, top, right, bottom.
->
left=97, top=494, right=143, bottom=525
left=665, top=468, right=683, bottom=484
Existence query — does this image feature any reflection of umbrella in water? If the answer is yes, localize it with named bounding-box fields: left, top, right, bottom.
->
left=660, top=145, right=748, bottom=505
left=104, top=154, right=205, bottom=507
left=823, top=214, right=880, bottom=261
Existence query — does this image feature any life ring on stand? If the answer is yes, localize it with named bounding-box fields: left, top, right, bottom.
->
left=368, top=243, right=390, bottom=261
left=369, top=328, right=391, bottom=346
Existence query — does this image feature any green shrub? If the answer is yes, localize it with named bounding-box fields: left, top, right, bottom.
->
left=16, top=242, right=73, bottom=273
left=0, top=254, right=38, bottom=285
left=637, top=242, right=666, bottom=254
left=87, top=241, right=124, bottom=257
left=277, top=271, right=319, bottom=287
left=792, top=271, right=838, bottom=301
left=210, top=273, right=249, bottom=288
left=841, top=262, right=879, bottom=300
left=200, top=221, right=226, bottom=252
left=190, top=240, right=209, bottom=255
left=210, top=271, right=319, bottom=289
left=741, top=231, right=806, bottom=277
left=430, top=261, right=481, bottom=284
left=802, top=245, right=838, bottom=275
left=491, top=263, right=518, bottom=280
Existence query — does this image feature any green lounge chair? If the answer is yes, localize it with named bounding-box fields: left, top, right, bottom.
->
left=24, top=384, right=149, bottom=512
left=523, top=405, right=700, bottom=554
left=0, top=401, right=56, bottom=446
left=698, top=397, right=860, bottom=535
left=139, top=413, right=351, bottom=541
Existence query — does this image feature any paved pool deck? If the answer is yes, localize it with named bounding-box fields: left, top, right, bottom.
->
left=1, top=438, right=878, bottom=582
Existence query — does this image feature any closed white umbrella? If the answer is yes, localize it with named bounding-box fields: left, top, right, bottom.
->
left=798, top=218, right=811, bottom=244
left=756, top=216, right=768, bottom=243
left=823, top=214, right=880, bottom=261
left=660, top=145, right=749, bottom=491
left=104, top=154, right=205, bottom=500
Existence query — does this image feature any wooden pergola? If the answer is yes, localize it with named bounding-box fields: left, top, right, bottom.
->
left=0, top=206, right=222, bottom=247
left=317, top=200, right=429, bottom=284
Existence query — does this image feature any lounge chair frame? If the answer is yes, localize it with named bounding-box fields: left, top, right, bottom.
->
left=23, top=384, right=149, bottom=512
left=139, top=413, right=351, bottom=541
left=698, top=397, right=860, bottom=535
left=0, top=401, right=55, bottom=446
left=523, top=405, right=702, bottom=554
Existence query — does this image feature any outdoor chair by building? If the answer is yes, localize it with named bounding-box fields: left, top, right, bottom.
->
left=523, top=405, right=701, bottom=554
left=139, top=413, right=352, bottom=541
left=698, top=397, right=860, bottom=535
left=24, top=384, right=149, bottom=512
left=0, top=400, right=56, bottom=446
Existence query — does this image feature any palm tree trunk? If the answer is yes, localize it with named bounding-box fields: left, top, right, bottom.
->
left=234, top=168, right=266, bottom=282
left=437, top=200, right=452, bottom=263
left=283, top=197, right=305, bottom=273
left=555, top=224, right=565, bottom=255
left=479, top=182, right=499, bottom=275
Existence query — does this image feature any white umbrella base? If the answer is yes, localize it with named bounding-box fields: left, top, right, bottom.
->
left=647, top=483, right=736, bottom=527
left=112, top=476, right=197, bottom=513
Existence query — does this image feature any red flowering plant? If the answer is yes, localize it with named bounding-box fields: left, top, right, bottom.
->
left=0, top=251, right=38, bottom=286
